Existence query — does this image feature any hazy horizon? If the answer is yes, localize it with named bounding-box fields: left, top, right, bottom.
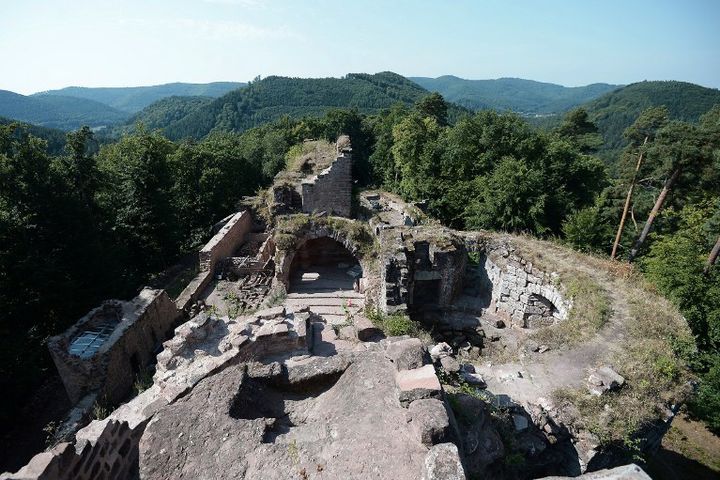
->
left=2, top=0, right=719, bottom=95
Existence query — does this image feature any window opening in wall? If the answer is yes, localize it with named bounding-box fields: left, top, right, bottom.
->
left=68, top=312, right=120, bottom=359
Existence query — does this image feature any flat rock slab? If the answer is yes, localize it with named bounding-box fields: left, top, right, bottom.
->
left=397, top=365, right=442, bottom=405
left=538, top=463, right=651, bottom=479
left=139, top=351, right=431, bottom=480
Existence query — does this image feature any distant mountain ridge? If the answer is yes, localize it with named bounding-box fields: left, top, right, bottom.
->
left=410, top=75, right=620, bottom=114
left=155, top=72, right=467, bottom=140
left=0, top=90, right=128, bottom=130
left=33, top=81, right=245, bottom=113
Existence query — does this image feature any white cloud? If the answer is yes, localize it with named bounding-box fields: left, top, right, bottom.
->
left=120, top=17, right=298, bottom=41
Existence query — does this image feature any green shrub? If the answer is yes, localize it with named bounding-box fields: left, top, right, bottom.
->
left=384, top=314, right=414, bottom=336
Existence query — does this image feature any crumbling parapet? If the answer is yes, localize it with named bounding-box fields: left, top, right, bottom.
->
left=199, top=210, right=253, bottom=273
left=48, top=288, right=181, bottom=405
left=379, top=227, right=467, bottom=314
left=483, top=245, right=571, bottom=328
left=270, top=137, right=353, bottom=218
left=300, top=147, right=352, bottom=217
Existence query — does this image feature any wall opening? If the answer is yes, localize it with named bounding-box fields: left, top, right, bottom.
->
left=523, top=294, right=559, bottom=328
left=289, top=237, right=361, bottom=293
left=412, top=279, right=441, bottom=306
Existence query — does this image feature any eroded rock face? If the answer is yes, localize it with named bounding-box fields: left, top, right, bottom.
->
left=139, top=349, right=449, bottom=480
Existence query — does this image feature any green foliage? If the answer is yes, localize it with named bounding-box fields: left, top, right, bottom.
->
left=583, top=81, right=720, bottom=161
left=366, top=309, right=431, bottom=341
left=562, top=200, right=613, bottom=253
left=691, top=356, right=720, bottom=431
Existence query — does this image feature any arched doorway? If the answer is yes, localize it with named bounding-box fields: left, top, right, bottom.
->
left=289, top=237, right=361, bottom=293
left=284, top=236, right=364, bottom=326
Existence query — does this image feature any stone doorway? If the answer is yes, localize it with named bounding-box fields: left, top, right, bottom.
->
left=286, top=237, right=364, bottom=326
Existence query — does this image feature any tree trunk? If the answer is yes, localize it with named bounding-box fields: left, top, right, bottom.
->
left=611, top=137, right=648, bottom=259
left=705, top=235, right=720, bottom=274
left=628, top=167, right=683, bottom=262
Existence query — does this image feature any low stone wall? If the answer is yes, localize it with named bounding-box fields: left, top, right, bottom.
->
left=174, top=270, right=213, bottom=312
left=48, top=288, right=181, bottom=404
left=300, top=150, right=352, bottom=217
left=0, top=418, right=144, bottom=480
left=4, top=306, right=312, bottom=480
left=199, top=210, right=252, bottom=273
left=484, top=250, right=571, bottom=328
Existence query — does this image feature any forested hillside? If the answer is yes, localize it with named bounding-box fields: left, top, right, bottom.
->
left=121, top=96, right=215, bottom=133
left=0, top=116, right=66, bottom=154
left=584, top=80, right=720, bottom=160
left=411, top=75, right=619, bottom=113
left=156, top=72, right=468, bottom=140
left=34, top=82, right=244, bottom=113
left=0, top=90, right=128, bottom=130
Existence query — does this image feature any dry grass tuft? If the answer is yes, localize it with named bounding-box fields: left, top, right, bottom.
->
left=530, top=273, right=611, bottom=348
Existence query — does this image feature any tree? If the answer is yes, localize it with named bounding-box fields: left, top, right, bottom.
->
left=554, top=108, right=602, bottom=154
left=611, top=107, right=670, bottom=259
left=464, top=156, right=548, bottom=233
left=628, top=121, right=705, bottom=261
left=97, top=129, right=178, bottom=273
left=706, top=235, right=720, bottom=274
left=391, top=112, right=442, bottom=201
left=415, top=92, right=448, bottom=126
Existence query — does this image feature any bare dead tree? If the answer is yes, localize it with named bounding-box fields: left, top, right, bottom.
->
left=705, top=235, right=720, bottom=274
left=611, top=137, right=648, bottom=260
left=628, top=167, right=683, bottom=262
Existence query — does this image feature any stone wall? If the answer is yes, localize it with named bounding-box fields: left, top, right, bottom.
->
left=48, top=288, right=181, bottom=404
left=4, top=306, right=312, bottom=480
left=176, top=210, right=254, bottom=312
left=484, top=250, right=571, bottom=328
left=300, top=148, right=352, bottom=217
left=198, top=210, right=252, bottom=273
left=379, top=228, right=467, bottom=314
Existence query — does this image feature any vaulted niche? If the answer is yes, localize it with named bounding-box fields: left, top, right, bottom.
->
left=289, top=237, right=361, bottom=293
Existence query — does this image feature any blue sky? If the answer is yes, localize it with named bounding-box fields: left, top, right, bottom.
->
left=1, top=0, right=718, bottom=94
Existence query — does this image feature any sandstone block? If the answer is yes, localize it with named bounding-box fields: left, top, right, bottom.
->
left=439, top=355, right=460, bottom=373
left=423, top=443, right=466, bottom=480
left=397, top=365, right=442, bottom=405
left=408, top=398, right=451, bottom=447
left=354, top=315, right=381, bottom=341
left=387, top=338, right=426, bottom=370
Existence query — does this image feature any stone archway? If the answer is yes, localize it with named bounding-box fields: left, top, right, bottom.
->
left=274, top=223, right=371, bottom=292
left=288, top=237, right=360, bottom=293
left=273, top=219, right=375, bottom=325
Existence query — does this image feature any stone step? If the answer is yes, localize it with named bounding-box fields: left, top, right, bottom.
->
left=321, top=314, right=350, bottom=326
left=321, top=305, right=360, bottom=315
left=291, top=279, right=356, bottom=289
left=285, top=297, right=363, bottom=307
left=287, top=291, right=364, bottom=299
